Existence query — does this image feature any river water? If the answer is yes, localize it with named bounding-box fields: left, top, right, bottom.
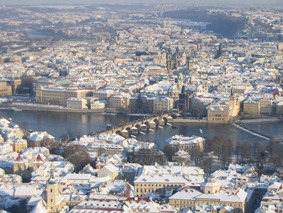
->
left=1, top=110, right=283, bottom=148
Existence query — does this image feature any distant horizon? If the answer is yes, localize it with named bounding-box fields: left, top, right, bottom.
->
left=0, top=0, right=283, bottom=7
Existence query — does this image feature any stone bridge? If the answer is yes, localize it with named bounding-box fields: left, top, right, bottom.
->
left=103, top=113, right=173, bottom=137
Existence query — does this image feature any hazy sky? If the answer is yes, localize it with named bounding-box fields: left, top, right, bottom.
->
left=0, top=0, right=282, bottom=6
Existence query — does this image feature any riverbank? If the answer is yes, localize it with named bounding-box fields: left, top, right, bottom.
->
left=238, top=117, right=281, bottom=124
left=1, top=102, right=282, bottom=124
left=171, top=118, right=207, bottom=123
left=0, top=104, right=104, bottom=113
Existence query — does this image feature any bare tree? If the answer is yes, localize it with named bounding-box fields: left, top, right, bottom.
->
left=207, top=136, right=233, bottom=168
left=63, top=144, right=92, bottom=172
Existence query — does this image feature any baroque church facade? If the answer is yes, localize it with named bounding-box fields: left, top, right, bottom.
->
left=155, top=46, right=190, bottom=71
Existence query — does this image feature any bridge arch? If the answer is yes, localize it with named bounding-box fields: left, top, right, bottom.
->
left=135, top=124, right=141, bottom=130
left=115, top=130, right=122, bottom=136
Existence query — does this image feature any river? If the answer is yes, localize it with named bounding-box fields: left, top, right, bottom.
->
left=1, top=110, right=283, bottom=148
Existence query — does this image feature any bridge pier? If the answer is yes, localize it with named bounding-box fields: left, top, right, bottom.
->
left=97, top=113, right=172, bottom=137
left=121, top=129, right=129, bottom=138
left=149, top=120, right=156, bottom=128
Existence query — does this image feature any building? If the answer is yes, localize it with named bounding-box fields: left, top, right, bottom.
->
left=47, top=178, right=67, bottom=213
left=134, top=165, right=204, bottom=197
left=276, top=101, right=283, bottom=115
left=90, top=100, right=105, bottom=110
left=26, top=131, right=55, bottom=148
left=0, top=81, right=12, bottom=96
left=135, top=173, right=189, bottom=197
left=168, top=85, right=180, bottom=101
left=243, top=97, right=272, bottom=115
left=153, top=97, right=174, bottom=113
left=277, top=42, right=283, bottom=51
left=93, top=89, right=115, bottom=100
left=178, top=85, right=188, bottom=117
left=259, top=99, right=273, bottom=115
left=88, top=142, right=123, bottom=155
left=172, top=150, right=191, bottom=164
left=0, top=143, right=13, bottom=155
left=109, top=93, right=130, bottom=112
left=36, top=85, right=92, bottom=106
left=5, top=78, right=22, bottom=95
left=165, top=47, right=187, bottom=71
left=10, top=138, right=28, bottom=153
left=13, top=153, right=46, bottom=174
left=97, top=164, right=119, bottom=180
left=124, top=197, right=176, bottom=213
left=207, top=104, right=231, bottom=123
left=243, top=98, right=260, bottom=115
left=70, top=197, right=124, bottom=213
left=66, top=98, right=88, bottom=110
left=165, top=135, right=205, bottom=154
left=145, top=66, right=168, bottom=76
left=190, top=96, right=214, bottom=118
left=169, top=177, right=247, bottom=212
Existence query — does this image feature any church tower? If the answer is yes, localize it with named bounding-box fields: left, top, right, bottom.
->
left=178, top=85, right=187, bottom=118
left=166, top=47, right=173, bottom=71
left=47, top=171, right=66, bottom=213
left=229, top=89, right=239, bottom=118
left=178, top=73, right=184, bottom=90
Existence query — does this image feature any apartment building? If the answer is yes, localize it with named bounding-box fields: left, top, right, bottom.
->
left=169, top=177, right=247, bottom=212
left=36, top=85, right=92, bottom=106
left=66, top=98, right=88, bottom=110
left=134, top=165, right=204, bottom=197
left=153, top=97, right=174, bottom=113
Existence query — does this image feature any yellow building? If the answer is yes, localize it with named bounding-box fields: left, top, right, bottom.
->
left=229, top=95, right=240, bottom=117
left=0, top=81, right=12, bottom=96
left=134, top=165, right=204, bottom=197
left=5, top=79, right=21, bottom=94
left=109, top=94, right=130, bottom=111
left=12, top=139, right=27, bottom=153
left=259, top=99, right=272, bottom=115
left=135, top=174, right=188, bottom=197
left=169, top=177, right=247, bottom=213
left=14, top=153, right=46, bottom=174
left=207, top=105, right=231, bottom=123
left=47, top=179, right=66, bottom=213
left=243, top=99, right=260, bottom=115
left=36, top=86, right=92, bottom=106
left=207, top=95, right=240, bottom=123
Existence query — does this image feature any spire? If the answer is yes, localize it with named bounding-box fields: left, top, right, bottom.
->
left=48, top=164, right=56, bottom=184
left=181, top=85, right=186, bottom=94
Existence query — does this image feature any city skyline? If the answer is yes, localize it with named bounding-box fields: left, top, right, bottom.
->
left=0, top=2, right=282, bottom=213
left=0, top=0, right=283, bottom=6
